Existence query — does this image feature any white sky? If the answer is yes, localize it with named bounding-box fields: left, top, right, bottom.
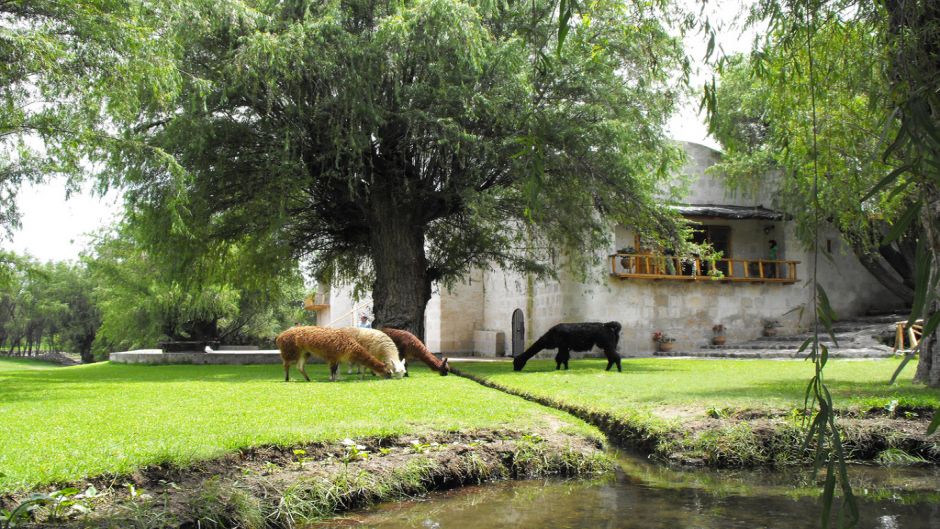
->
left=3, top=1, right=752, bottom=264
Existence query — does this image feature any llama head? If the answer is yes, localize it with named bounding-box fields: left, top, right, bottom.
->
left=438, top=357, right=450, bottom=376
left=512, top=355, right=526, bottom=371
left=388, top=357, right=407, bottom=379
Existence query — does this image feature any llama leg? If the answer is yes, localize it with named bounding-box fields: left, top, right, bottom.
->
left=329, top=362, right=339, bottom=382
left=604, top=349, right=622, bottom=372
left=555, top=348, right=569, bottom=370
left=283, top=362, right=291, bottom=382
left=297, top=356, right=311, bottom=382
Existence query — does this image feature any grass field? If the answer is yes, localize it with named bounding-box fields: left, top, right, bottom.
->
left=0, top=359, right=598, bottom=493
left=3, top=357, right=937, bottom=493
left=457, top=358, right=940, bottom=414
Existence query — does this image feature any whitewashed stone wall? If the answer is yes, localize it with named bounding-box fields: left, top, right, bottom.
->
left=457, top=219, right=903, bottom=358
left=432, top=270, right=485, bottom=354
left=681, top=141, right=778, bottom=207
left=316, top=284, right=371, bottom=329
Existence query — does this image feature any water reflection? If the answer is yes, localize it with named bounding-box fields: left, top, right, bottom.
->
left=316, top=455, right=940, bottom=529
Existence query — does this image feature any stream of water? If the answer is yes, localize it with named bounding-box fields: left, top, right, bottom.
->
left=316, top=454, right=940, bottom=528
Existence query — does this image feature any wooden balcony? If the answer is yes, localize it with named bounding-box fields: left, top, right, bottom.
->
left=609, top=253, right=799, bottom=284
left=303, top=291, right=330, bottom=311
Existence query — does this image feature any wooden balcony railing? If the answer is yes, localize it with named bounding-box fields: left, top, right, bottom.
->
left=609, top=253, right=799, bottom=283
left=303, top=291, right=330, bottom=311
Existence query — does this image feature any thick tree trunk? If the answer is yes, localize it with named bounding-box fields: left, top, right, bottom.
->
left=914, top=184, right=940, bottom=387
left=850, top=241, right=915, bottom=304
left=368, top=194, right=432, bottom=341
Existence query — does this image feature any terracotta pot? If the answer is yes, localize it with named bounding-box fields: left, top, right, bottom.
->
left=762, top=328, right=778, bottom=337
left=712, top=336, right=726, bottom=346
left=657, top=342, right=674, bottom=352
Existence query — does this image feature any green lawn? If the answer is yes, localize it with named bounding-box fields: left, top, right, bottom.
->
left=0, top=357, right=62, bottom=372
left=458, top=358, right=940, bottom=414
left=0, top=360, right=598, bottom=493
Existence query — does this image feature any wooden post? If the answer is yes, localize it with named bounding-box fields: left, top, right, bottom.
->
left=758, top=261, right=765, bottom=279
left=895, top=323, right=904, bottom=352
left=908, top=326, right=919, bottom=348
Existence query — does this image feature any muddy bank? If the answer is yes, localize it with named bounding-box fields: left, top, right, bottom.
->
left=1, top=429, right=610, bottom=528
left=454, top=370, right=940, bottom=468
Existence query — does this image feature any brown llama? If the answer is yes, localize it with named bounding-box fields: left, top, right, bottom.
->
left=380, top=327, right=450, bottom=376
left=275, top=326, right=392, bottom=382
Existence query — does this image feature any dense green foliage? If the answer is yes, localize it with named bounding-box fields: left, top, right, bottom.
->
left=0, top=0, right=185, bottom=234
left=0, top=255, right=99, bottom=362
left=85, top=225, right=307, bottom=355
left=709, top=30, right=916, bottom=300
left=714, top=1, right=940, bottom=391
left=0, top=359, right=598, bottom=492
left=0, top=240, right=307, bottom=360
left=102, top=0, right=689, bottom=336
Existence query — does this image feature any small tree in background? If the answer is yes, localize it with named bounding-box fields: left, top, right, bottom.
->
left=86, top=224, right=304, bottom=357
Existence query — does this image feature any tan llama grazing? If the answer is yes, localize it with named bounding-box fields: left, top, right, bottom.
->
left=380, top=328, right=450, bottom=376
left=338, top=327, right=407, bottom=379
left=276, top=326, right=392, bottom=382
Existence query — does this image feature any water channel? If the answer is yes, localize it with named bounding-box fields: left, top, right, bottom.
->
left=316, top=454, right=940, bottom=528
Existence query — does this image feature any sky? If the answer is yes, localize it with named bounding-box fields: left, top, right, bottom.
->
left=4, top=1, right=752, bottom=264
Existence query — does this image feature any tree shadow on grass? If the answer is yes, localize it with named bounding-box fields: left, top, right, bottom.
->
left=0, top=363, right=421, bottom=403
left=659, top=377, right=940, bottom=410
left=459, top=358, right=682, bottom=376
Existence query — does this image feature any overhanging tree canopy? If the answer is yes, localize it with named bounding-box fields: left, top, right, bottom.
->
left=109, top=0, right=688, bottom=337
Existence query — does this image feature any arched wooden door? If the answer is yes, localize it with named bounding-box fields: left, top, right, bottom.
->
left=511, top=309, right=525, bottom=357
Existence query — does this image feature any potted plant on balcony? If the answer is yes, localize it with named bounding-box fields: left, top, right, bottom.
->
left=618, top=246, right=635, bottom=270
left=762, top=319, right=782, bottom=337
left=712, top=324, right=726, bottom=346
left=652, top=331, right=676, bottom=352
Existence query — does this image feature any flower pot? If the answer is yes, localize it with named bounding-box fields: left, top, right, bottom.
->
left=762, top=328, right=778, bottom=337
left=712, top=336, right=726, bottom=346
left=657, top=342, right=674, bottom=353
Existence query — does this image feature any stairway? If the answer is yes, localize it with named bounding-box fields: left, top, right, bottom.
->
left=654, top=313, right=905, bottom=359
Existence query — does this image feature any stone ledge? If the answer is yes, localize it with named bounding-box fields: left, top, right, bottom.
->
left=109, top=350, right=294, bottom=365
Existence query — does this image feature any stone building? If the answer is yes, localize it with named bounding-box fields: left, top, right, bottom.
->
left=310, top=142, right=905, bottom=357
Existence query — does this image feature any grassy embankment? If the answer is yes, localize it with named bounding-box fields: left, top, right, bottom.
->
left=0, top=359, right=604, bottom=493
left=457, top=358, right=940, bottom=467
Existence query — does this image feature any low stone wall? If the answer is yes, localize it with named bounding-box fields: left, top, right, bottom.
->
left=108, top=349, right=295, bottom=365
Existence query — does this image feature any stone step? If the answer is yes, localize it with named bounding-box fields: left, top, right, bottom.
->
left=703, top=341, right=844, bottom=350
left=656, top=348, right=896, bottom=359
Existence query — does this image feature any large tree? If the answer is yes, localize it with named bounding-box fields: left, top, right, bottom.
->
left=881, top=0, right=940, bottom=387
left=108, top=0, right=688, bottom=338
